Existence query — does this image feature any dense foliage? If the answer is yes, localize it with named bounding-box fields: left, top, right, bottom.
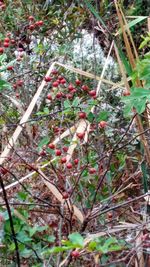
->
left=0, top=1, right=150, bottom=267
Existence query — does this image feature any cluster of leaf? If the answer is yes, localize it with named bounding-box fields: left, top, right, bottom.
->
left=43, top=232, right=125, bottom=257
left=122, top=53, right=150, bottom=116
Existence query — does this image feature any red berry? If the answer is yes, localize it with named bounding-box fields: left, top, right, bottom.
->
left=0, top=167, right=8, bottom=175
left=74, top=159, right=79, bottom=165
left=56, top=92, right=62, bottom=99
left=107, top=212, right=113, bottom=219
left=99, top=121, right=107, bottom=128
left=62, top=192, right=69, bottom=199
left=40, top=150, right=46, bottom=156
left=60, top=157, right=67, bottom=164
left=123, top=90, right=130, bottom=96
left=16, top=93, right=19, bottom=98
left=68, top=84, right=74, bottom=91
left=54, top=127, right=59, bottom=133
left=36, top=20, right=43, bottom=26
left=0, top=4, right=6, bottom=9
left=48, top=143, right=55, bottom=149
left=52, top=81, right=59, bottom=87
left=82, top=85, right=89, bottom=91
left=7, top=66, right=13, bottom=71
left=77, top=132, right=85, bottom=139
left=44, top=76, right=52, bottom=82
left=17, top=80, right=23, bottom=86
left=29, top=24, right=35, bottom=31
left=89, top=90, right=96, bottom=97
left=71, top=251, right=80, bottom=258
left=78, top=112, right=86, bottom=119
left=60, top=78, right=66, bottom=84
left=13, top=84, right=17, bottom=90
left=66, top=93, right=73, bottom=99
left=89, top=167, right=96, bottom=174
left=55, top=149, right=62, bottom=156
left=4, top=37, right=10, bottom=43
left=3, top=42, right=9, bottom=48
left=47, top=94, right=52, bottom=100
left=0, top=214, right=4, bottom=222
left=51, top=69, right=58, bottom=75
left=58, top=75, right=63, bottom=80
left=71, top=89, right=77, bottom=94
left=28, top=15, right=34, bottom=21
left=63, top=146, right=68, bottom=152
left=0, top=47, right=4, bottom=53
left=11, top=39, right=15, bottom=44
left=66, top=162, right=72, bottom=169
left=75, top=79, right=81, bottom=86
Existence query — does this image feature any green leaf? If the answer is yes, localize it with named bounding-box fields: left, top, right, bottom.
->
left=46, top=235, right=56, bottom=243
left=0, top=79, right=11, bottom=91
left=20, top=248, right=33, bottom=258
left=68, top=232, right=84, bottom=247
left=17, top=191, right=28, bottom=201
left=72, top=97, right=80, bottom=107
left=17, top=231, right=32, bottom=243
left=9, top=243, right=16, bottom=252
left=88, top=241, right=97, bottom=251
left=118, top=16, right=147, bottom=35
left=141, top=161, right=148, bottom=193
left=139, top=36, right=150, bottom=49
left=87, top=112, right=95, bottom=122
left=64, top=99, right=71, bottom=109
left=28, top=225, right=48, bottom=237
left=117, top=48, right=132, bottom=76
left=46, top=246, right=69, bottom=254
left=38, top=136, right=49, bottom=150
left=123, top=101, right=134, bottom=117
left=131, top=87, right=150, bottom=96
left=96, top=111, right=109, bottom=122
left=134, top=97, right=146, bottom=114
left=82, top=0, right=108, bottom=31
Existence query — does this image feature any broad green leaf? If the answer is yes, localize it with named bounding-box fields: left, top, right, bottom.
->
left=0, top=79, right=11, bottom=91
left=64, top=99, right=71, bottom=109
left=20, top=248, right=33, bottom=258
left=28, top=225, right=48, bottom=237
left=134, top=97, right=146, bottom=114
left=46, top=235, right=56, bottom=243
left=72, top=97, right=80, bottom=107
left=131, top=87, right=150, bottom=96
left=17, top=231, right=32, bottom=243
left=88, top=241, right=97, bottom=251
left=68, top=232, right=84, bottom=247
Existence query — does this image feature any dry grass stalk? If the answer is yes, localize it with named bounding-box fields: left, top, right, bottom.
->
left=55, top=62, right=116, bottom=86
left=0, top=62, right=56, bottom=165
left=96, top=41, right=114, bottom=96
left=38, top=169, right=84, bottom=223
